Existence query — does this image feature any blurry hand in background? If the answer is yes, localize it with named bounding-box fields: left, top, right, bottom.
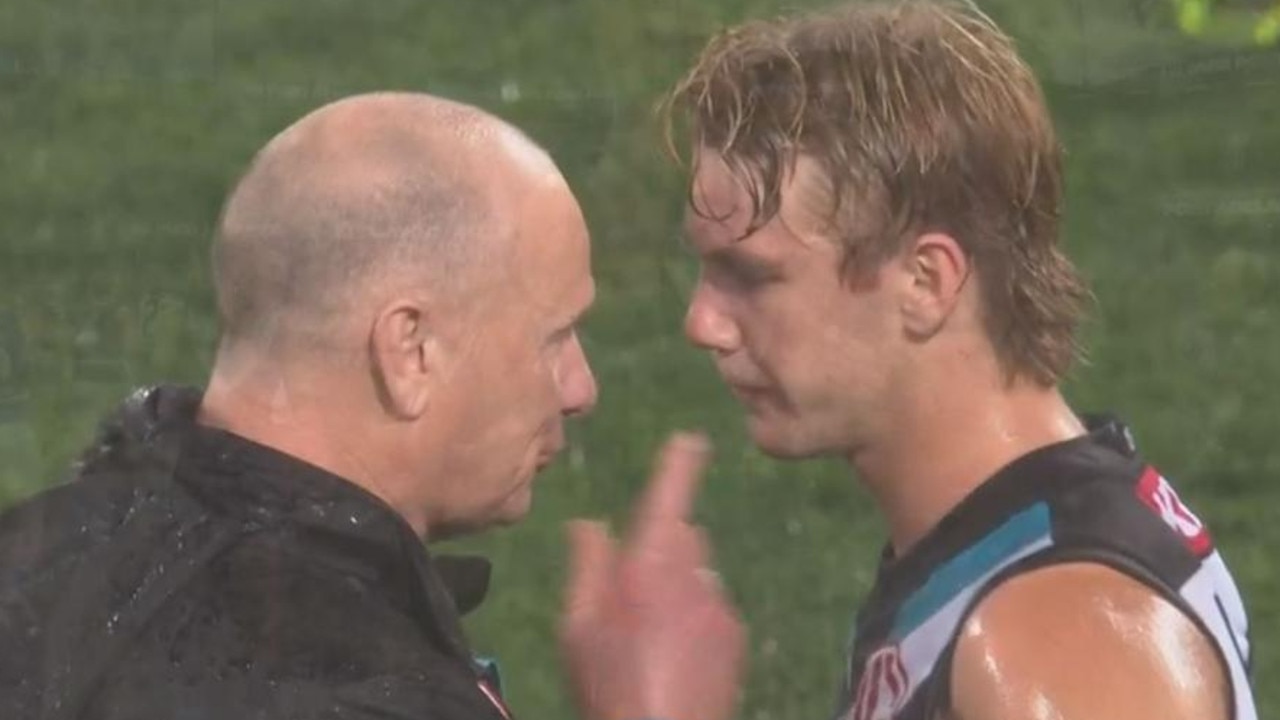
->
left=560, top=433, right=746, bottom=720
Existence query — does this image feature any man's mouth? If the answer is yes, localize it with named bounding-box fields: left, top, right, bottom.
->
left=729, top=382, right=767, bottom=399
left=535, top=447, right=563, bottom=470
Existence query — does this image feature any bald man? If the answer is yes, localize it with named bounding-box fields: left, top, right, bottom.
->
left=0, top=93, right=612, bottom=719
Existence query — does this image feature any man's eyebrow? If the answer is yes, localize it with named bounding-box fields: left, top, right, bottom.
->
left=681, top=205, right=738, bottom=248
left=565, top=285, right=597, bottom=326
left=704, top=242, right=773, bottom=266
left=681, top=221, right=740, bottom=258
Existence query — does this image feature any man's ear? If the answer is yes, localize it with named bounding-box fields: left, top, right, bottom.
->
left=370, top=299, right=439, bottom=420
left=898, top=231, right=971, bottom=341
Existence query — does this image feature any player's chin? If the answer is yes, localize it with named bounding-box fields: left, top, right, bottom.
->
left=744, top=414, right=826, bottom=459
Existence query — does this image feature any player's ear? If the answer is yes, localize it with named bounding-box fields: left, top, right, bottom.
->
left=898, top=231, right=970, bottom=340
left=369, top=297, right=440, bottom=419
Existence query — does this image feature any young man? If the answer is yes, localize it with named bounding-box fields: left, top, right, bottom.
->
left=562, top=2, right=1255, bottom=720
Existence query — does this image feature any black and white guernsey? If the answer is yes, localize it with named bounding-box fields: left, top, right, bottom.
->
left=833, top=416, right=1255, bottom=720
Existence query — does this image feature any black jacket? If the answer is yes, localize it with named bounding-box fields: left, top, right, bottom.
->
left=0, top=385, right=514, bottom=720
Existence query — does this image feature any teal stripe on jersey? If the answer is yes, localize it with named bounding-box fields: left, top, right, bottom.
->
left=891, top=502, right=1052, bottom=640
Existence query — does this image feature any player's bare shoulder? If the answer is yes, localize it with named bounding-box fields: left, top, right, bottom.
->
left=948, top=562, right=1229, bottom=720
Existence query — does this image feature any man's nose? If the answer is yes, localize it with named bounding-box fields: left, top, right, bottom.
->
left=560, top=333, right=598, bottom=417
left=684, top=284, right=741, bottom=354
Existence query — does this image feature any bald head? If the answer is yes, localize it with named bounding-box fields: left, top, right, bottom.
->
left=212, top=92, right=563, bottom=354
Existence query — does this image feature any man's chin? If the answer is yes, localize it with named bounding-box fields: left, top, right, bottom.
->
left=493, top=482, right=536, bottom=523
left=746, top=416, right=829, bottom=460
left=426, top=488, right=534, bottom=542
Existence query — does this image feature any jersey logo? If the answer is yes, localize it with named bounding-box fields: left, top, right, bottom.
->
left=849, top=645, right=909, bottom=720
left=1136, top=466, right=1212, bottom=557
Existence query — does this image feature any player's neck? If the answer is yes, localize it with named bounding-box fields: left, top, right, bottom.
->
left=850, top=377, right=1085, bottom=557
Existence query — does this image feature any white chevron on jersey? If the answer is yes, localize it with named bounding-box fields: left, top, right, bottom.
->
left=1179, top=551, right=1255, bottom=720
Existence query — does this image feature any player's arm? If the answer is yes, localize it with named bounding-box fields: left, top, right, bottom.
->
left=948, top=562, right=1229, bottom=720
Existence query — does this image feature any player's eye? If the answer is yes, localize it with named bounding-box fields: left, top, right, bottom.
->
left=707, top=255, right=778, bottom=291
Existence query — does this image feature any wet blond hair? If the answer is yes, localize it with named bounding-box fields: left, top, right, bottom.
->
left=665, top=0, right=1089, bottom=386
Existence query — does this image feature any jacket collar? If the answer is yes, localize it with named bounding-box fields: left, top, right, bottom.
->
left=90, top=384, right=493, bottom=640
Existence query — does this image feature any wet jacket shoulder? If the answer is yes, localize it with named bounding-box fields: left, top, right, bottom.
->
left=0, top=386, right=509, bottom=720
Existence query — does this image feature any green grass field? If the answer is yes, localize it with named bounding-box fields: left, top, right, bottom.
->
left=1, top=0, right=1277, bottom=716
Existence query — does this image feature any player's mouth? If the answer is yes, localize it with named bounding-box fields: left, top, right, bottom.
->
left=728, top=383, right=770, bottom=404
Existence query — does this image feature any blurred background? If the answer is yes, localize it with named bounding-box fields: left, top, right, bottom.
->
left=1, top=0, right=1277, bottom=716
